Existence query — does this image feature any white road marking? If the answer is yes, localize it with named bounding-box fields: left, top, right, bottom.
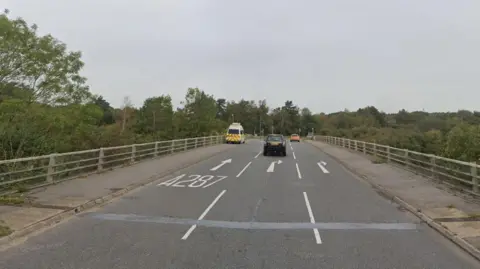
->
left=181, top=189, right=227, bottom=240
left=266, top=160, right=282, bottom=172
left=292, top=152, right=296, bottom=159
left=254, top=151, right=262, bottom=158
left=320, top=161, right=327, bottom=166
left=317, top=162, right=330, bottom=174
left=236, top=162, right=252, bottom=177
left=210, top=159, right=232, bottom=171
left=303, top=192, right=322, bottom=244
left=296, top=163, right=302, bottom=179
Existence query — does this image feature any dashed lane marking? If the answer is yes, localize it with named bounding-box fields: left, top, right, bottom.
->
left=303, top=192, right=322, bottom=244
left=181, top=189, right=226, bottom=240
left=296, top=163, right=302, bottom=179
left=236, top=162, right=252, bottom=177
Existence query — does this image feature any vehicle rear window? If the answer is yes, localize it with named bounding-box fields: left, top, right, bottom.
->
left=228, top=129, right=240, bottom=134
left=267, top=136, right=282, bottom=141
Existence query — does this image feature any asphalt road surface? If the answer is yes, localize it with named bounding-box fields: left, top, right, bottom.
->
left=1, top=140, right=479, bottom=269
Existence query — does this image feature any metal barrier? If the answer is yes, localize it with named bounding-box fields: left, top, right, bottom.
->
left=319, top=136, right=480, bottom=196
left=0, top=136, right=224, bottom=194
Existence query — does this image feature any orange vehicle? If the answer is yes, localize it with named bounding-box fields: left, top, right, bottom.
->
left=290, top=134, right=300, bottom=142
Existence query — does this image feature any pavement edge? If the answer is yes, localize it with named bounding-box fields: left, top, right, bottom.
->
left=306, top=140, right=480, bottom=262
left=0, top=145, right=231, bottom=250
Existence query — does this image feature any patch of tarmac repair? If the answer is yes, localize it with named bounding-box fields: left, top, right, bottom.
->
left=86, top=213, right=418, bottom=231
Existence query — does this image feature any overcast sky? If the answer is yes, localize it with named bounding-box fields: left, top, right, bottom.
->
left=2, top=0, right=479, bottom=113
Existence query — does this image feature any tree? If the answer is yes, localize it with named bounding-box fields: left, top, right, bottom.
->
left=93, top=95, right=115, bottom=125
left=182, top=87, right=218, bottom=136
left=216, top=98, right=227, bottom=120
left=0, top=11, right=91, bottom=105
left=3, top=9, right=480, bottom=165
left=120, top=96, right=134, bottom=133
left=135, top=95, right=173, bottom=139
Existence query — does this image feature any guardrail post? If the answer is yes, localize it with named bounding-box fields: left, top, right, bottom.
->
left=342, top=138, right=345, bottom=147
left=373, top=143, right=377, bottom=157
left=171, top=140, right=175, bottom=153
left=430, top=155, right=436, bottom=178
left=184, top=139, right=188, bottom=151
left=131, top=144, right=136, bottom=163
left=194, top=137, right=198, bottom=148
left=203, top=137, right=207, bottom=147
left=210, top=136, right=213, bottom=145
left=404, top=150, right=410, bottom=168
left=386, top=146, right=391, bottom=163
left=354, top=140, right=358, bottom=151
left=98, top=148, right=104, bottom=171
left=154, top=142, right=159, bottom=157
left=471, top=164, right=478, bottom=193
left=363, top=141, right=366, bottom=154
left=47, top=153, right=56, bottom=183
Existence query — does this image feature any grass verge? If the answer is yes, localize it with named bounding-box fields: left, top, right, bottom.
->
left=0, top=221, right=13, bottom=237
left=0, top=194, right=25, bottom=205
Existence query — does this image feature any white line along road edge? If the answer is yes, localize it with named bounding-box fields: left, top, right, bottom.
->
left=303, top=192, right=322, bottom=244
left=236, top=162, right=252, bottom=177
left=317, top=162, right=329, bottom=174
left=181, top=189, right=227, bottom=240
left=293, top=152, right=296, bottom=159
left=295, top=163, right=302, bottom=179
left=254, top=151, right=262, bottom=158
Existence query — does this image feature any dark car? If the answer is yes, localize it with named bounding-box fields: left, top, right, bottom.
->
left=263, top=134, right=287, bottom=156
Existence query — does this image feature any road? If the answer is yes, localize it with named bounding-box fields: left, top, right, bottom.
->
left=1, top=139, right=478, bottom=268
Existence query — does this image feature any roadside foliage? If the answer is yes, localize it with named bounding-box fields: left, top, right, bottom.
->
left=1, top=10, right=479, bottom=164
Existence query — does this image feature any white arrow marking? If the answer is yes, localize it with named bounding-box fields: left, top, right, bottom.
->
left=210, top=159, right=232, bottom=171
left=267, top=162, right=275, bottom=172
left=267, top=160, right=282, bottom=172
left=320, top=161, right=327, bottom=166
left=317, top=162, right=330, bottom=174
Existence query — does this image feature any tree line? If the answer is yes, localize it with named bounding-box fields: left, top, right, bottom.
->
left=1, top=11, right=479, bottom=162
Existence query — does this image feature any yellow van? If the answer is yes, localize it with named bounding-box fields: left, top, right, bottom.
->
left=225, top=123, right=245, bottom=144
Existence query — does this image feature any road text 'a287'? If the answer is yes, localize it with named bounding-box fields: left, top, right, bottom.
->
left=157, top=174, right=228, bottom=188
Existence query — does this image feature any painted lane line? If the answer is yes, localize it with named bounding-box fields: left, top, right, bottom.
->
left=296, top=163, right=302, bottom=179
left=90, top=213, right=418, bottom=230
left=303, top=192, right=322, bottom=244
left=181, top=189, right=227, bottom=240
left=292, top=152, right=296, bottom=159
left=317, top=162, right=330, bottom=174
left=236, top=162, right=252, bottom=177
left=254, top=151, right=262, bottom=158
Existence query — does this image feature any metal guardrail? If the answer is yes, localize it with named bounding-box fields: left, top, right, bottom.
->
left=319, top=136, right=480, bottom=196
left=0, top=136, right=224, bottom=194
